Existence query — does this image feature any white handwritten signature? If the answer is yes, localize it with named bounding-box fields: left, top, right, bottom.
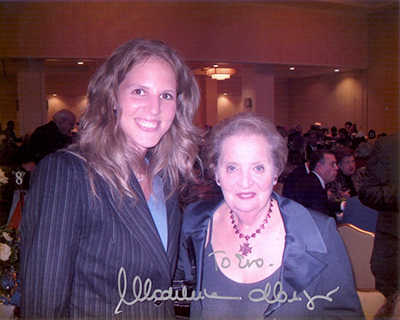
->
left=248, top=280, right=339, bottom=311
left=114, top=267, right=339, bottom=314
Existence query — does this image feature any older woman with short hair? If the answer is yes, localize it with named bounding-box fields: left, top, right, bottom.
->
left=176, top=112, right=363, bottom=319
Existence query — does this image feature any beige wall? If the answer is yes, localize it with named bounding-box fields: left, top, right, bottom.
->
left=0, top=1, right=398, bottom=135
left=1, top=2, right=368, bottom=67
left=0, top=77, right=17, bottom=132
left=287, top=71, right=368, bottom=133
left=367, top=4, right=399, bottom=135
left=46, top=95, right=87, bottom=123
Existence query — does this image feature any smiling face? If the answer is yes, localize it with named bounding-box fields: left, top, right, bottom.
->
left=215, top=134, right=277, bottom=218
left=117, top=58, right=177, bottom=154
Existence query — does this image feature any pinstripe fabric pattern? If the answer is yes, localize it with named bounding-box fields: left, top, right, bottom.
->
left=20, top=151, right=180, bottom=319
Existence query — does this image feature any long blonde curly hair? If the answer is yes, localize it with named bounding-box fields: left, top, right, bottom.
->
left=71, top=38, right=201, bottom=201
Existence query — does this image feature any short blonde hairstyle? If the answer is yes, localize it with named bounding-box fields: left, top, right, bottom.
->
left=204, top=112, right=288, bottom=178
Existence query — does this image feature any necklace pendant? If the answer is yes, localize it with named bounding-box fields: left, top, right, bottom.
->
left=239, top=242, right=252, bottom=256
left=230, top=198, right=272, bottom=257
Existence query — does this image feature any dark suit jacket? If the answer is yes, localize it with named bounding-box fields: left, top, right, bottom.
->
left=26, top=121, right=72, bottom=164
left=295, top=172, right=341, bottom=219
left=305, top=143, right=325, bottom=160
left=282, top=163, right=308, bottom=201
left=176, top=194, right=363, bottom=319
left=20, top=150, right=180, bottom=319
left=359, top=132, right=399, bottom=297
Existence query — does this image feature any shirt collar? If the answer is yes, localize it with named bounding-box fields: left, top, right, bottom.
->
left=311, top=171, right=325, bottom=189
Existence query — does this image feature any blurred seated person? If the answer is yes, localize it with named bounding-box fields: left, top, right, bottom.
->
left=305, top=130, right=324, bottom=160
left=281, top=135, right=308, bottom=198
left=288, top=135, right=307, bottom=165
left=337, top=128, right=351, bottom=147
left=326, top=147, right=363, bottom=201
left=348, top=123, right=366, bottom=144
left=349, top=123, right=358, bottom=138
left=324, top=126, right=339, bottom=149
left=4, top=120, right=22, bottom=145
left=1, top=122, right=21, bottom=167
left=176, top=112, right=363, bottom=319
left=24, top=109, right=76, bottom=168
left=345, top=121, right=353, bottom=133
left=356, top=141, right=374, bottom=159
left=276, top=125, right=288, bottom=141
left=329, top=126, right=338, bottom=139
left=281, top=132, right=306, bottom=180
left=295, top=124, right=302, bottom=135
left=286, top=128, right=301, bottom=150
left=295, top=150, right=345, bottom=221
left=282, top=159, right=309, bottom=201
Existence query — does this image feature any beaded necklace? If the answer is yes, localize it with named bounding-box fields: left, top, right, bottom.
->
left=229, top=199, right=273, bottom=256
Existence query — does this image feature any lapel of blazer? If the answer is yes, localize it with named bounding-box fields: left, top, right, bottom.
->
left=182, top=194, right=329, bottom=315
left=264, top=193, right=328, bottom=317
left=104, top=174, right=172, bottom=281
left=182, top=197, right=224, bottom=294
left=310, top=172, right=327, bottom=196
left=165, top=187, right=181, bottom=278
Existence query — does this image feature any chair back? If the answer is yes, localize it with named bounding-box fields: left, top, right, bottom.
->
left=357, top=290, right=386, bottom=320
left=337, top=223, right=375, bottom=289
left=342, top=196, right=377, bottom=233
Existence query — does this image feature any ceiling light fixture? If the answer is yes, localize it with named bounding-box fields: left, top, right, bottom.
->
left=334, top=69, right=340, bottom=72
left=77, top=61, right=84, bottom=65
left=290, top=67, right=295, bottom=71
left=206, top=67, right=236, bottom=80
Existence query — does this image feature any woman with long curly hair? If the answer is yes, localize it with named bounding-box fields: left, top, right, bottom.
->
left=21, top=38, right=201, bottom=319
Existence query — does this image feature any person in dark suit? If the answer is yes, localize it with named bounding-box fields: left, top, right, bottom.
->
left=295, top=150, right=345, bottom=220
left=25, top=109, right=76, bottom=165
left=282, top=161, right=309, bottom=201
left=4, top=120, right=22, bottom=145
left=176, top=113, right=362, bottom=319
left=20, top=39, right=202, bottom=319
left=305, top=130, right=324, bottom=160
left=359, top=132, right=399, bottom=298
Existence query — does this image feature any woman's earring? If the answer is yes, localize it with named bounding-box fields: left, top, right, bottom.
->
left=273, top=177, right=277, bottom=185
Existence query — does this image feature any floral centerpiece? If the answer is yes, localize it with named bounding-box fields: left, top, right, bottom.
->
left=0, top=228, right=20, bottom=270
left=0, top=169, right=20, bottom=307
left=0, top=227, right=20, bottom=304
left=0, top=169, right=8, bottom=186
left=0, top=168, right=9, bottom=203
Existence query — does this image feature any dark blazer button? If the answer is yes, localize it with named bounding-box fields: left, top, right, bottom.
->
left=154, top=300, right=162, bottom=306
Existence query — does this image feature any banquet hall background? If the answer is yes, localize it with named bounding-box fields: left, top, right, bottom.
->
left=0, top=0, right=398, bottom=138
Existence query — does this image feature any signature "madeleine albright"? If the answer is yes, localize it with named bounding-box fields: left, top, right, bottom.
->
left=114, top=267, right=340, bottom=315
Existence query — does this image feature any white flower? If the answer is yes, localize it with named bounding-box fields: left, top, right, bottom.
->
left=0, top=169, right=8, bottom=185
left=0, top=243, right=11, bottom=261
left=2, top=232, right=12, bottom=242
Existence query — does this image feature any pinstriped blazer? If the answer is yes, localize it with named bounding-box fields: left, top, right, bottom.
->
left=20, top=150, right=181, bottom=319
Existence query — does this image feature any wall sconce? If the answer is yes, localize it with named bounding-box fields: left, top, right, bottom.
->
left=244, top=98, right=252, bottom=108
left=206, top=67, right=236, bottom=80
